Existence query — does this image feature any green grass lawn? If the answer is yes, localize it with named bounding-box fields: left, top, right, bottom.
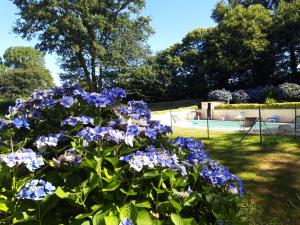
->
left=171, top=128, right=300, bottom=225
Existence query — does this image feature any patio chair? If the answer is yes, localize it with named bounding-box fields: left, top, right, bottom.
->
left=267, top=115, right=280, bottom=123
left=240, top=117, right=258, bottom=132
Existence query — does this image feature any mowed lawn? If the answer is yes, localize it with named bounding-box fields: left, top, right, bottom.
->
left=171, top=128, right=300, bottom=225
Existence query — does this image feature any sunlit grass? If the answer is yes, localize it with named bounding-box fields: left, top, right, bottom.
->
left=172, top=128, right=300, bottom=225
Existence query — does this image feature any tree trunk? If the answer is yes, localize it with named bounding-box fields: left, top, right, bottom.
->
left=289, top=44, right=298, bottom=81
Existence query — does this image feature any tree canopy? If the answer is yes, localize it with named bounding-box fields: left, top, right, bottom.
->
left=0, top=46, right=53, bottom=99
left=11, top=0, right=153, bottom=91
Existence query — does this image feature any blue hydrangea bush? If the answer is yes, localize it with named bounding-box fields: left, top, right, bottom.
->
left=0, top=83, right=244, bottom=225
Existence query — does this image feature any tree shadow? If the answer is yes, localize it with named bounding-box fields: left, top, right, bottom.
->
left=181, top=131, right=300, bottom=225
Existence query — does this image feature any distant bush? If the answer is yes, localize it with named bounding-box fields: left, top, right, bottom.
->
left=278, top=83, right=300, bottom=101
left=232, top=90, right=249, bottom=103
left=265, top=97, right=277, bottom=104
left=208, top=89, right=232, bottom=103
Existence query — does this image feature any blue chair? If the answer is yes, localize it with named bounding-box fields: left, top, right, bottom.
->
left=267, top=115, right=280, bottom=123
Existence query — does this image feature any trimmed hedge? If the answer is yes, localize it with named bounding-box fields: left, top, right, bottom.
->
left=215, top=102, right=300, bottom=110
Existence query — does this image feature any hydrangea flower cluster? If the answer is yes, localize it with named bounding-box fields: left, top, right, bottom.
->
left=145, top=121, right=172, bottom=140
left=120, top=146, right=187, bottom=176
left=52, top=148, right=81, bottom=167
left=200, top=161, right=244, bottom=196
left=172, top=137, right=205, bottom=152
left=35, top=133, right=64, bottom=149
left=0, top=148, right=44, bottom=172
left=119, top=217, right=134, bottom=225
left=0, top=82, right=243, bottom=224
left=12, top=117, right=30, bottom=129
left=76, top=126, right=125, bottom=144
left=61, top=115, right=94, bottom=126
left=17, top=179, right=55, bottom=201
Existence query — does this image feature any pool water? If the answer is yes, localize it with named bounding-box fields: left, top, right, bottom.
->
left=174, top=120, right=280, bottom=130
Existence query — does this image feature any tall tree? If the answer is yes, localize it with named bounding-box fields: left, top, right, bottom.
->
left=211, top=4, right=273, bottom=88
left=3, top=46, right=45, bottom=69
left=272, top=0, right=300, bottom=82
left=0, top=46, right=53, bottom=99
left=12, top=0, right=153, bottom=91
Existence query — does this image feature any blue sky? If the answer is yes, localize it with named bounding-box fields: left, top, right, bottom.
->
left=0, top=0, right=217, bottom=84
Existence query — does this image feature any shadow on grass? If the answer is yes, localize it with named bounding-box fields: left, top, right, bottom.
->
left=172, top=129, right=300, bottom=225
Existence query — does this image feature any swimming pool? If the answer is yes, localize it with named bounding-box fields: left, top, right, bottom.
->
left=173, top=120, right=280, bottom=131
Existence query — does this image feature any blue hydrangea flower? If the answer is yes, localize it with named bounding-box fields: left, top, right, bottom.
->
left=200, top=160, right=244, bottom=196
left=83, top=92, right=115, bottom=107
left=39, top=98, right=57, bottom=109
left=120, top=146, right=187, bottom=176
left=30, top=111, right=41, bottom=119
left=12, top=117, right=30, bottom=129
left=145, top=122, right=172, bottom=140
left=52, top=148, right=81, bottom=167
left=17, top=179, right=55, bottom=201
left=76, top=126, right=124, bottom=144
left=61, top=115, right=94, bottom=127
left=186, top=151, right=210, bottom=166
left=35, top=133, right=64, bottom=149
left=173, top=137, right=204, bottom=152
left=103, top=87, right=127, bottom=99
left=119, top=217, right=134, bottom=225
left=127, top=101, right=151, bottom=120
left=1, top=148, right=44, bottom=172
left=60, top=96, right=75, bottom=108
left=0, top=119, right=8, bottom=130
left=124, top=124, right=140, bottom=146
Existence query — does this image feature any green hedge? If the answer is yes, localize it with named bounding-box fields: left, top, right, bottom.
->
left=215, top=102, right=300, bottom=110
left=149, top=99, right=200, bottom=111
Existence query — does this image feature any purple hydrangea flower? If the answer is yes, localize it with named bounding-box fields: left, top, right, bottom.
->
left=83, top=92, right=115, bottom=107
left=52, top=148, right=81, bottom=167
left=127, top=101, right=151, bottom=121
left=145, top=122, right=172, bottom=140
left=120, top=146, right=187, bottom=176
left=200, top=160, right=244, bottom=196
left=0, top=119, right=8, bottom=130
left=39, top=98, right=56, bottom=109
left=30, top=111, right=41, bottom=119
left=103, top=88, right=127, bottom=99
left=186, top=151, right=210, bottom=166
left=76, top=126, right=124, bottom=144
left=173, top=137, right=204, bottom=152
left=17, top=179, right=55, bottom=201
left=60, top=96, right=75, bottom=108
left=61, top=115, right=94, bottom=127
left=35, top=133, right=64, bottom=149
left=1, top=148, right=44, bottom=172
left=119, top=217, right=134, bottom=225
left=12, top=117, right=30, bottom=129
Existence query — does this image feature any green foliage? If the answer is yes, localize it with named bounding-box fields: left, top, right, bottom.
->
left=215, top=102, right=300, bottom=109
left=0, top=47, right=54, bottom=99
left=0, top=99, right=14, bottom=115
left=0, top=68, right=53, bottom=99
left=278, top=83, right=300, bottom=101
left=208, top=89, right=232, bottom=104
left=3, top=46, right=45, bottom=69
left=0, top=84, right=244, bottom=224
left=11, top=0, right=153, bottom=91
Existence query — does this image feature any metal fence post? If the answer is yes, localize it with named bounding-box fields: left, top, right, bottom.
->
left=170, top=109, right=173, bottom=128
left=295, top=104, right=297, bottom=139
left=259, top=106, right=262, bottom=145
left=207, top=108, right=210, bottom=140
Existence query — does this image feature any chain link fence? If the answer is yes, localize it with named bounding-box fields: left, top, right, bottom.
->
left=152, top=104, right=300, bottom=143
